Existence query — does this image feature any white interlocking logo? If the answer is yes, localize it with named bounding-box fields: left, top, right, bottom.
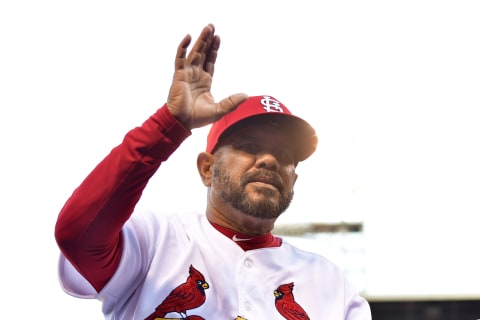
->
left=260, top=96, right=284, bottom=113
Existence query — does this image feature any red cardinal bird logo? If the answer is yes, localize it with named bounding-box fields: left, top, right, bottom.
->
left=274, top=282, right=310, bottom=320
left=145, top=265, right=209, bottom=320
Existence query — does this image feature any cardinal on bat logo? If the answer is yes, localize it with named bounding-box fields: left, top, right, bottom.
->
left=145, top=265, right=209, bottom=320
left=274, top=282, right=310, bottom=320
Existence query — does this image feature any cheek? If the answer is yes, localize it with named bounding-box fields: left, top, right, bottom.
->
left=223, top=155, right=254, bottom=176
left=213, top=157, right=246, bottom=185
left=283, top=169, right=298, bottom=188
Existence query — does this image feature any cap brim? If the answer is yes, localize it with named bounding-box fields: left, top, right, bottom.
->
left=215, top=113, right=317, bottom=162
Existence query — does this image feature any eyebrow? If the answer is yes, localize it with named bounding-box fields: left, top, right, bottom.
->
left=233, top=133, right=293, bottom=150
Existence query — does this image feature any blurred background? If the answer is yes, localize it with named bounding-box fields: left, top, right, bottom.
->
left=1, top=1, right=479, bottom=319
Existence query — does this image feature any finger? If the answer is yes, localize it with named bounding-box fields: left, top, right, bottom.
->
left=204, top=35, right=220, bottom=76
left=175, top=34, right=192, bottom=70
left=186, top=24, right=215, bottom=66
left=174, top=34, right=192, bottom=71
left=215, top=93, right=249, bottom=119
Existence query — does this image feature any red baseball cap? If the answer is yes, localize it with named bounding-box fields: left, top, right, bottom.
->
left=206, top=95, right=317, bottom=162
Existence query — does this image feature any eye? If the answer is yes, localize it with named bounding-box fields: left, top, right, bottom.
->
left=275, top=148, right=295, bottom=164
left=237, top=142, right=258, bottom=154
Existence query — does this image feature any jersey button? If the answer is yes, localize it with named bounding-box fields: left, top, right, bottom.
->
left=244, top=259, right=253, bottom=268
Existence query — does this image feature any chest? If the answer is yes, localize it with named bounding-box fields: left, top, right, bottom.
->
left=138, top=242, right=344, bottom=320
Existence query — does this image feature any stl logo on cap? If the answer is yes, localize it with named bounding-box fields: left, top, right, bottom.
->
left=260, top=96, right=284, bottom=113
left=206, top=94, right=317, bottom=162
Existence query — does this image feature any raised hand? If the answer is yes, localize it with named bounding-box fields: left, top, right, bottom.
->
left=166, top=24, right=248, bottom=130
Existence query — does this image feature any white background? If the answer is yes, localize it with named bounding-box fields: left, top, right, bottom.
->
left=1, top=1, right=479, bottom=318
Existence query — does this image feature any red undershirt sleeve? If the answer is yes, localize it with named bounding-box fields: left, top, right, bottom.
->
left=54, top=104, right=191, bottom=292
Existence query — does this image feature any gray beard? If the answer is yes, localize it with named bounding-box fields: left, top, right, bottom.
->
left=212, top=162, right=293, bottom=220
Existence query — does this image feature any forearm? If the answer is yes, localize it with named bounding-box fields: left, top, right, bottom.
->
left=54, top=104, right=191, bottom=291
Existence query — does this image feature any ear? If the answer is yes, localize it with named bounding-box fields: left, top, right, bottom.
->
left=197, top=152, right=215, bottom=186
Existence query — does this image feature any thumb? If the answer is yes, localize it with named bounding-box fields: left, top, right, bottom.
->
left=215, top=93, right=249, bottom=119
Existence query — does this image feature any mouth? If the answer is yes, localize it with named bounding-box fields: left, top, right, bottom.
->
left=245, top=172, right=283, bottom=191
left=248, top=182, right=278, bottom=193
left=249, top=178, right=278, bottom=189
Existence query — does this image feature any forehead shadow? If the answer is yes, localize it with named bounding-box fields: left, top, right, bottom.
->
left=216, top=117, right=297, bottom=149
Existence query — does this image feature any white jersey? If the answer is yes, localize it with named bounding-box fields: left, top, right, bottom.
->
left=59, top=211, right=371, bottom=319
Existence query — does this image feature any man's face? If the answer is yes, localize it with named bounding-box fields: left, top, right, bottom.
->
left=210, top=122, right=298, bottom=220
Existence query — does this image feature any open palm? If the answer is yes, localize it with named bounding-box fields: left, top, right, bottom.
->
left=167, top=24, right=247, bottom=130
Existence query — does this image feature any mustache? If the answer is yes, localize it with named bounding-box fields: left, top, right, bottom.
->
left=241, top=170, right=284, bottom=191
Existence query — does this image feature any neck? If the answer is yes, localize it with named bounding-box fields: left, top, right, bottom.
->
left=209, top=221, right=282, bottom=250
left=205, top=201, right=276, bottom=236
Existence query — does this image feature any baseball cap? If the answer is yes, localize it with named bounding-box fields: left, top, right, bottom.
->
left=206, top=95, right=317, bottom=162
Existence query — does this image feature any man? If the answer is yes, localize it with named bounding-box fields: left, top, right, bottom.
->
left=55, top=23, right=371, bottom=319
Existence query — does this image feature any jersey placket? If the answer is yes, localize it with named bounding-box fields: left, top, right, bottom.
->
left=235, top=250, right=278, bottom=319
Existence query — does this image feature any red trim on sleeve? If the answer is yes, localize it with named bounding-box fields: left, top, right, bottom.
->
left=55, top=105, right=191, bottom=292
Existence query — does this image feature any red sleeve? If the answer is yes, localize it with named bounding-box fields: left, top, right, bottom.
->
left=54, top=104, right=191, bottom=292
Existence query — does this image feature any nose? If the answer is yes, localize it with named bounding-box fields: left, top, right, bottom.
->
left=255, top=151, right=280, bottom=171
